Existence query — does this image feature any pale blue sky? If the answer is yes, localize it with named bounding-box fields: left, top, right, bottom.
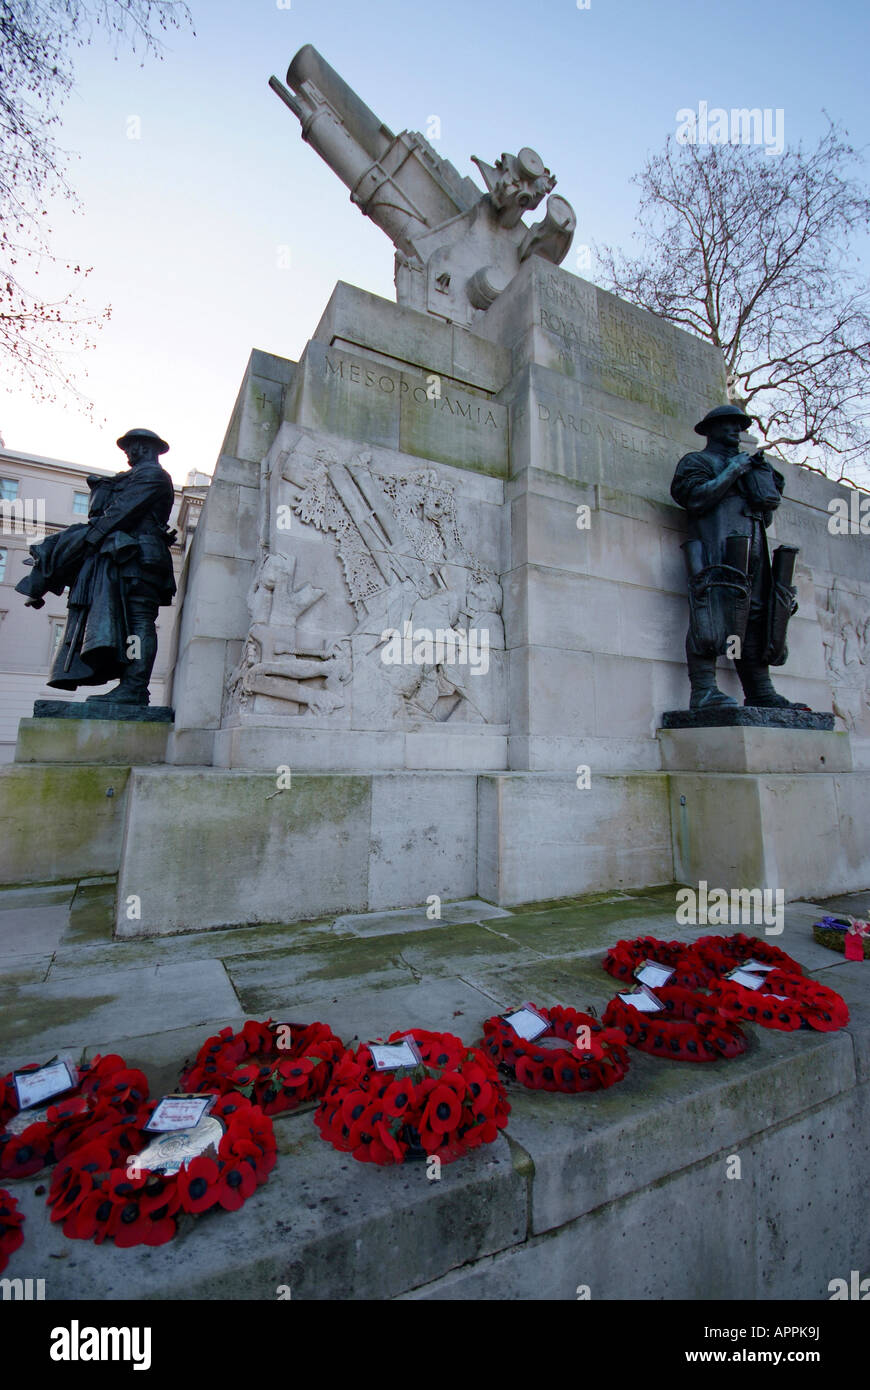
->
left=3, top=0, right=868, bottom=483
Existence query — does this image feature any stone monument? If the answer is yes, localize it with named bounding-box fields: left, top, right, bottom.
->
left=3, top=46, right=869, bottom=934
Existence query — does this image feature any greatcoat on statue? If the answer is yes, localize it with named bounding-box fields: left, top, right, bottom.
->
left=15, top=429, right=176, bottom=702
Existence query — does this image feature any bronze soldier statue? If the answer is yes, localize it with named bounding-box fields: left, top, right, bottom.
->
left=671, top=405, right=807, bottom=712
left=15, top=428, right=176, bottom=707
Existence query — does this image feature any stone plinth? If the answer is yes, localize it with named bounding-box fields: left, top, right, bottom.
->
left=659, top=726, right=852, bottom=774
left=666, top=768, right=870, bottom=900
left=16, top=717, right=171, bottom=766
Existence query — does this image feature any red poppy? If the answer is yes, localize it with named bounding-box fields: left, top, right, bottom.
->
left=421, top=1083, right=464, bottom=1135
left=227, top=1136, right=275, bottom=1183
left=382, top=1078, right=414, bottom=1119
left=276, top=1057, right=316, bottom=1089
left=63, top=1190, right=121, bottom=1244
left=177, top=1156, right=221, bottom=1214
left=216, top=1157, right=258, bottom=1210
left=241, top=1019, right=273, bottom=1052
left=0, top=1188, right=25, bottom=1273
left=136, top=1172, right=182, bottom=1217
left=47, top=1095, right=88, bottom=1122
left=0, top=1125, right=52, bottom=1179
left=231, top=1062, right=260, bottom=1088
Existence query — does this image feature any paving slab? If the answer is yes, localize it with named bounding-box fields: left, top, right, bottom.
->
left=0, top=958, right=241, bottom=1074
left=224, top=922, right=543, bottom=1014
left=456, top=959, right=611, bottom=1013
left=809, top=888, right=870, bottom=919
left=47, top=916, right=349, bottom=981
left=491, top=898, right=686, bottom=959
left=0, top=903, right=69, bottom=960
left=0, top=882, right=76, bottom=909
left=0, top=954, right=52, bottom=989
left=232, top=975, right=507, bottom=1048
left=62, top=879, right=117, bottom=946
left=333, top=897, right=513, bottom=937
left=457, top=956, right=619, bottom=1016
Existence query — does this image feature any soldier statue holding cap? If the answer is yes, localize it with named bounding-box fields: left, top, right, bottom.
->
left=671, top=405, right=806, bottom=712
left=15, top=428, right=176, bottom=707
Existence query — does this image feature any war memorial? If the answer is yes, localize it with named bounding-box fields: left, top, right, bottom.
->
left=0, top=46, right=868, bottom=1307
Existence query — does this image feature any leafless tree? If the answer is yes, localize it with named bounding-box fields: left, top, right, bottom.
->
left=1, top=1, right=192, bottom=407
left=596, top=121, right=870, bottom=484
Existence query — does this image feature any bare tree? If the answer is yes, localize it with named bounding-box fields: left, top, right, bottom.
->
left=596, top=122, right=870, bottom=483
left=1, top=0, right=192, bottom=407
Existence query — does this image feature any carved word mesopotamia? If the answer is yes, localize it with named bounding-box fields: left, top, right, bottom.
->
left=325, top=358, right=500, bottom=429
left=379, top=621, right=491, bottom=675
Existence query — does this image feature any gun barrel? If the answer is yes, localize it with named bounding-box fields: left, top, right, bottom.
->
left=286, top=44, right=393, bottom=163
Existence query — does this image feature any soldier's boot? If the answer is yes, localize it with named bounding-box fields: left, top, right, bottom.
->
left=86, top=599, right=158, bottom=706
left=734, top=659, right=809, bottom=710
left=687, top=651, right=739, bottom=711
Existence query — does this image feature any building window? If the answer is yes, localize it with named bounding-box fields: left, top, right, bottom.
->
left=72, top=491, right=89, bottom=515
left=50, top=620, right=65, bottom=662
left=0, top=549, right=6, bottom=582
left=0, top=478, right=19, bottom=502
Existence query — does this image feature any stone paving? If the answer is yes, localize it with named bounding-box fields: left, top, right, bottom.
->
left=1, top=880, right=867, bottom=1299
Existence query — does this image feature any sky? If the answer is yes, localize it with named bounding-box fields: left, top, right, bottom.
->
left=2, top=0, right=869, bottom=486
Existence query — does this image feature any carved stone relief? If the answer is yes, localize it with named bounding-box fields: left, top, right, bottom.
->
left=226, top=442, right=504, bottom=726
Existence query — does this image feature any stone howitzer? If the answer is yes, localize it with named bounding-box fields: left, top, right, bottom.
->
left=270, top=45, right=577, bottom=327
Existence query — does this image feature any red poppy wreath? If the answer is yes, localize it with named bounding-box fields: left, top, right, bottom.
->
left=0, top=1054, right=150, bottom=1181
left=602, top=986, right=748, bottom=1061
left=0, top=1188, right=24, bottom=1272
left=602, top=936, right=713, bottom=990
left=707, top=969, right=849, bottom=1033
left=315, top=1029, right=510, bottom=1166
left=693, top=934, right=803, bottom=979
left=179, top=1018, right=344, bottom=1116
left=47, top=1091, right=276, bottom=1248
left=482, top=1005, right=630, bottom=1092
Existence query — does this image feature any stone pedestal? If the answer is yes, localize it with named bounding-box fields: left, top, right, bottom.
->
left=660, top=724, right=870, bottom=900
left=16, top=717, right=171, bottom=766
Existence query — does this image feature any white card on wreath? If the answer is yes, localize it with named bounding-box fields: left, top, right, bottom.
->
left=368, top=1038, right=423, bottom=1071
left=13, top=1059, right=78, bottom=1111
left=618, top=985, right=664, bottom=1013
left=741, top=959, right=775, bottom=974
left=503, top=1005, right=550, bottom=1041
left=145, top=1094, right=216, bottom=1133
left=727, top=967, right=766, bottom=990
left=634, top=960, right=675, bottom=988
